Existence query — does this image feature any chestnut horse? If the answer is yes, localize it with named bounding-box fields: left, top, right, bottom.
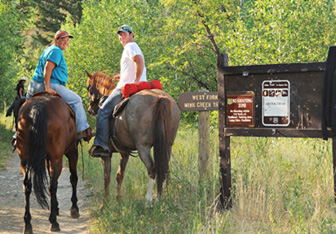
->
left=86, top=71, right=180, bottom=206
left=16, top=92, right=79, bottom=234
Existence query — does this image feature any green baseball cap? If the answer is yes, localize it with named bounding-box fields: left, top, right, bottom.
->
left=117, top=25, right=133, bottom=34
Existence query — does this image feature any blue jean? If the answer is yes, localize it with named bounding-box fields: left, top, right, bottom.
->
left=93, top=88, right=123, bottom=150
left=26, top=80, right=45, bottom=100
left=26, top=80, right=89, bottom=132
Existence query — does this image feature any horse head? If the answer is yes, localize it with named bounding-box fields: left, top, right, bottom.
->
left=85, top=70, right=118, bottom=116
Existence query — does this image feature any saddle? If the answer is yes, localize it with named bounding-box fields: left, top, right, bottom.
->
left=103, top=84, right=162, bottom=156
left=32, top=91, right=62, bottom=98
left=32, top=91, right=76, bottom=120
left=108, top=98, right=135, bottom=155
left=112, top=98, right=129, bottom=118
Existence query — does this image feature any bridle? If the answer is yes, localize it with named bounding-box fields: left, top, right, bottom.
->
left=87, top=83, right=101, bottom=113
left=87, top=83, right=100, bottom=100
left=87, top=83, right=109, bottom=111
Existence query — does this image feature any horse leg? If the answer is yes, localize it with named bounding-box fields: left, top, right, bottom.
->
left=23, top=168, right=33, bottom=234
left=48, top=163, right=62, bottom=232
left=137, top=146, right=156, bottom=204
left=116, top=153, right=129, bottom=198
left=66, top=145, right=80, bottom=218
left=145, top=178, right=155, bottom=205
left=46, top=159, right=59, bottom=216
left=100, top=155, right=112, bottom=210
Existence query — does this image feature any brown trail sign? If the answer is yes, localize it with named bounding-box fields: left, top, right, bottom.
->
left=178, top=91, right=218, bottom=111
left=217, top=48, right=336, bottom=209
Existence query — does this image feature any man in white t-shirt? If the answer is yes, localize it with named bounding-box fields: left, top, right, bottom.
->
left=90, top=25, right=147, bottom=157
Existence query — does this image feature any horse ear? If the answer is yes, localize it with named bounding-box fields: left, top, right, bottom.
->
left=85, top=70, right=92, bottom=79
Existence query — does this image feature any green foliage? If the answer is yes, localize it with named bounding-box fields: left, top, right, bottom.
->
left=1, top=0, right=335, bottom=122
left=2, top=0, right=336, bottom=114
left=2, top=0, right=336, bottom=231
left=61, top=0, right=336, bottom=124
left=0, top=109, right=16, bottom=169
left=27, top=0, right=83, bottom=44
left=0, top=1, right=26, bottom=108
left=232, top=0, right=336, bottom=65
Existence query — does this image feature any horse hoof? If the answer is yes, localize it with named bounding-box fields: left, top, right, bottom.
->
left=50, top=222, right=60, bottom=232
left=145, top=199, right=154, bottom=208
left=116, top=193, right=122, bottom=200
left=23, top=224, right=33, bottom=234
left=70, top=207, right=80, bottom=219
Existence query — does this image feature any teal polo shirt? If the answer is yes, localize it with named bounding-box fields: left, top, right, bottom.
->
left=31, top=45, right=68, bottom=86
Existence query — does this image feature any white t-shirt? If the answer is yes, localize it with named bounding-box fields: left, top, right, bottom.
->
left=117, top=42, right=147, bottom=89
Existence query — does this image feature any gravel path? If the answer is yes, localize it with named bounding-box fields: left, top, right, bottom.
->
left=0, top=151, right=91, bottom=234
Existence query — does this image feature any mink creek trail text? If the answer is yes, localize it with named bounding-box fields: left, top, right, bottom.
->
left=178, top=92, right=219, bottom=111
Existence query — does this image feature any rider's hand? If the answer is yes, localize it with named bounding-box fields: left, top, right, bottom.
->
left=46, top=86, right=56, bottom=95
left=113, top=74, right=120, bottom=82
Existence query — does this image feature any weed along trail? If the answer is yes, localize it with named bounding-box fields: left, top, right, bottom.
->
left=0, top=151, right=91, bottom=233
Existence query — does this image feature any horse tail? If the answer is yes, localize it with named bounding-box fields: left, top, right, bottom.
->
left=153, top=97, right=172, bottom=196
left=27, top=102, right=49, bottom=209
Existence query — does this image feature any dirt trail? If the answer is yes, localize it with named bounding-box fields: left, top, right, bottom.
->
left=0, top=151, right=91, bottom=234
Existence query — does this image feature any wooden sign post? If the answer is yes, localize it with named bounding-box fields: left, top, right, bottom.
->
left=178, top=91, right=218, bottom=180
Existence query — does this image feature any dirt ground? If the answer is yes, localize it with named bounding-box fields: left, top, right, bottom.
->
left=0, top=151, right=91, bottom=234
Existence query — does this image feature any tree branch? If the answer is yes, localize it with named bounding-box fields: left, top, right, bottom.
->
left=166, top=64, right=211, bottom=90
left=192, top=0, right=220, bottom=56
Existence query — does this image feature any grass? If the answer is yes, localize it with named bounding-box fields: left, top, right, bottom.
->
left=0, top=107, right=16, bottom=169
left=81, top=124, right=336, bottom=233
left=1, top=107, right=336, bottom=233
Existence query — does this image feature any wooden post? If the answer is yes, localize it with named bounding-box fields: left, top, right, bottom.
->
left=199, top=110, right=210, bottom=181
left=218, top=53, right=232, bottom=209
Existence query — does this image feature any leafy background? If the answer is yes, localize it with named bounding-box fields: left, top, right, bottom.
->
left=2, top=1, right=336, bottom=233
left=1, top=0, right=335, bottom=123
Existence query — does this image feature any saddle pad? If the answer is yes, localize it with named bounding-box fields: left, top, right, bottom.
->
left=122, top=80, right=162, bottom=98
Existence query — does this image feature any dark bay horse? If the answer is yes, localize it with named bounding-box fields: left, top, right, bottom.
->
left=86, top=71, right=180, bottom=207
left=16, top=92, right=80, bottom=234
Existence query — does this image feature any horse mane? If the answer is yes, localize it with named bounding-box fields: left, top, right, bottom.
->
left=88, top=70, right=117, bottom=96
